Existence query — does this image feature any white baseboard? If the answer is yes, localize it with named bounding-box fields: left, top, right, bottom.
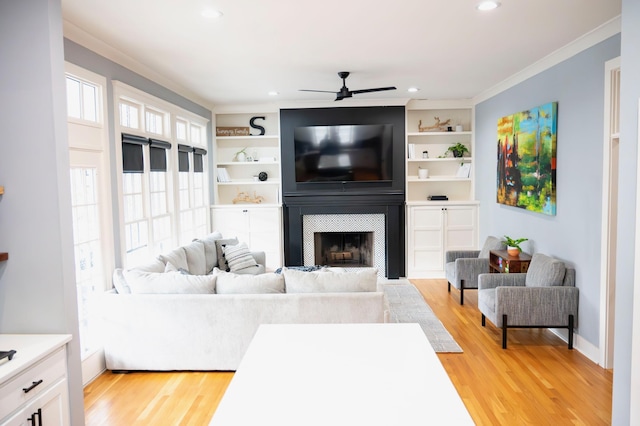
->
left=550, top=328, right=600, bottom=365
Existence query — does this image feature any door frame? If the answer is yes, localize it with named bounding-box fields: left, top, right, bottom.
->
left=599, top=56, right=620, bottom=369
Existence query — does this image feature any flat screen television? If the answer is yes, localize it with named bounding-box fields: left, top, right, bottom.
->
left=294, top=124, right=393, bottom=183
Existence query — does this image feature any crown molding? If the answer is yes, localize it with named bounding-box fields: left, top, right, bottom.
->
left=473, top=15, right=621, bottom=105
left=63, top=20, right=215, bottom=111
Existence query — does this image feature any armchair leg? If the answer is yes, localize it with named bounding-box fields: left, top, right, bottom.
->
left=459, top=280, right=464, bottom=305
left=502, top=314, right=508, bottom=349
left=448, top=282, right=451, bottom=292
left=481, top=314, right=485, bottom=327
left=568, top=315, right=574, bottom=350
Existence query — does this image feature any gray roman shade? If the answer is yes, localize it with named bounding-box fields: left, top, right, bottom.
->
left=149, top=138, right=172, bottom=172
left=194, top=147, right=207, bottom=173
left=178, top=144, right=192, bottom=172
left=122, top=133, right=149, bottom=173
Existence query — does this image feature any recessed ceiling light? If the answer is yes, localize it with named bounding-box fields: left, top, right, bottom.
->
left=268, top=91, right=279, bottom=96
left=408, top=87, right=419, bottom=93
left=476, top=1, right=500, bottom=11
left=201, top=8, right=223, bottom=18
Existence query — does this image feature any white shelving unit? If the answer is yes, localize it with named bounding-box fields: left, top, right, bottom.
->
left=214, top=111, right=281, bottom=206
left=212, top=108, right=283, bottom=268
left=406, top=101, right=474, bottom=203
left=405, top=100, right=478, bottom=278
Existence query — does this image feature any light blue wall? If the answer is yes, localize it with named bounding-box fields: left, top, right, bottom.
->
left=612, top=1, right=639, bottom=424
left=63, top=40, right=213, bottom=266
left=0, top=0, right=84, bottom=424
left=475, top=35, right=620, bottom=348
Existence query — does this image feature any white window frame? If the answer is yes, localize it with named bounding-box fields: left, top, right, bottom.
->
left=65, top=62, right=114, bottom=385
left=113, top=81, right=210, bottom=267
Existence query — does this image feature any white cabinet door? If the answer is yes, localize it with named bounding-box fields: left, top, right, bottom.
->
left=408, top=206, right=444, bottom=277
left=211, top=207, right=283, bottom=271
left=247, top=208, right=282, bottom=270
left=407, top=204, right=478, bottom=278
left=443, top=205, right=477, bottom=252
left=2, top=379, right=69, bottom=426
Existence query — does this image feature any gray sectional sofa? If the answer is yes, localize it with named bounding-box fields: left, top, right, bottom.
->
left=101, top=233, right=386, bottom=371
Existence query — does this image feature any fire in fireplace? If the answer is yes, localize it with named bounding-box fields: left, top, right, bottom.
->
left=314, top=232, right=374, bottom=267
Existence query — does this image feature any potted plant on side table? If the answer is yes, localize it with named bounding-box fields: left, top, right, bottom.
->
left=504, top=236, right=528, bottom=257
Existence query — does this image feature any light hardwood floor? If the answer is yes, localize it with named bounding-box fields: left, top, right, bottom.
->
left=84, top=278, right=612, bottom=425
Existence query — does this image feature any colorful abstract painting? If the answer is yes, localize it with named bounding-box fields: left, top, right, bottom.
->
left=497, top=102, right=557, bottom=215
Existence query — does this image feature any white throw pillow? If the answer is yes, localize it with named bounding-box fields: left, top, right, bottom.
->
left=183, top=240, right=207, bottom=275
left=123, top=269, right=216, bottom=294
left=283, top=267, right=378, bottom=293
left=223, top=242, right=258, bottom=272
left=197, top=231, right=224, bottom=273
left=158, top=247, right=189, bottom=271
left=215, top=269, right=285, bottom=294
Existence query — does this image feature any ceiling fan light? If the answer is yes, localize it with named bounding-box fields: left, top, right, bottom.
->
left=408, top=87, right=419, bottom=93
left=476, top=1, right=500, bottom=11
left=268, top=91, right=279, bottom=96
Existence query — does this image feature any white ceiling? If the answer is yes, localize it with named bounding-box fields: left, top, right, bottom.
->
left=61, top=0, right=621, bottom=108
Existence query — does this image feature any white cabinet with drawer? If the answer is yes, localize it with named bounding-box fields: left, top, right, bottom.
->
left=0, top=335, right=72, bottom=426
left=407, top=203, right=478, bottom=278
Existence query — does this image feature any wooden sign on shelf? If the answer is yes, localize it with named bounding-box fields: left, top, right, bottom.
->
left=216, top=127, right=250, bottom=137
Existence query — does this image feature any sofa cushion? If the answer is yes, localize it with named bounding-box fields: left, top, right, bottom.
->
left=283, top=267, right=378, bottom=293
left=215, top=238, right=239, bottom=272
left=131, top=258, right=166, bottom=273
left=158, top=246, right=189, bottom=271
left=215, top=270, right=285, bottom=294
left=223, top=242, right=258, bottom=272
left=183, top=240, right=207, bottom=275
left=479, top=236, right=506, bottom=258
left=123, top=269, right=216, bottom=294
left=165, top=262, right=189, bottom=275
left=525, top=253, right=566, bottom=287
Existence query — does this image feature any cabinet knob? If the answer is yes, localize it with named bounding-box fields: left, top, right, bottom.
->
left=243, top=209, right=248, bottom=213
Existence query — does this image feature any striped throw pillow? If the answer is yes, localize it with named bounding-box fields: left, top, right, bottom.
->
left=223, top=242, right=258, bottom=272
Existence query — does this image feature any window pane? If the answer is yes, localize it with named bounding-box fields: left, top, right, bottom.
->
left=120, top=102, right=139, bottom=129
left=66, top=77, right=81, bottom=119
left=82, top=82, right=97, bottom=122
left=176, top=120, right=187, bottom=140
left=145, top=110, right=163, bottom=135
left=190, top=124, right=202, bottom=145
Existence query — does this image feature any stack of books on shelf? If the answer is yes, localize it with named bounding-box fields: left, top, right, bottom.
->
left=408, top=144, right=416, bottom=159
left=216, top=168, right=231, bottom=182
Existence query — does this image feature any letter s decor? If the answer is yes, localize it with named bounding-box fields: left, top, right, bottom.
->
left=250, top=116, right=266, bottom=136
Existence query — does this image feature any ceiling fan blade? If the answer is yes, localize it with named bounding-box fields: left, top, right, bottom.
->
left=351, top=86, right=397, bottom=95
left=299, top=89, right=338, bottom=94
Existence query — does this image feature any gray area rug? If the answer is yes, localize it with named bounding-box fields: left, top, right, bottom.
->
left=381, top=281, right=463, bottom=353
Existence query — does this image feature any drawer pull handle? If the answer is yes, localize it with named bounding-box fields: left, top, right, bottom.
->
left=22, top=379, right=43, bottom=393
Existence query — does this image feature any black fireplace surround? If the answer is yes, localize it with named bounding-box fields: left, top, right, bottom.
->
left=280, top=106, right=406, bottom=278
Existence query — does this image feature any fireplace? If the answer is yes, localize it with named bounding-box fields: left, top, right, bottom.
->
left=284, top=200, right=404, bottom=278
left=314, top=232, right=374, bottom=267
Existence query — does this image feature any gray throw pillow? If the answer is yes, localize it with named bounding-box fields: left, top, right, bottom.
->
left=223, top=242, right=258, bottom=272
left=479, top=236, right=506, bottom=258
left=525, top=253, right=566, bottom=287
left=215, top=238, right=239, bottom=272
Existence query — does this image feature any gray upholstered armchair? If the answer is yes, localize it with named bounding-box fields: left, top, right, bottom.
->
left=478, top=253, right=578, bottom=349
left=445, top=236, right=506, bottom=305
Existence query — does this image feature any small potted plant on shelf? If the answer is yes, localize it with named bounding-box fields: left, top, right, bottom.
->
left=441, top=142, right=469, bottom=158
left=504, top=236, right=528, bottom=257
left=234, top=147, right=248, bottom=162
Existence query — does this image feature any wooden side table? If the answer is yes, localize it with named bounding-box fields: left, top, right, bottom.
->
left=489, top=250, right=532, bottom=273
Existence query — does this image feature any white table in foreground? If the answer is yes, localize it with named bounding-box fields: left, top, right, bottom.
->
left=210, top=323, right=473, bottom=426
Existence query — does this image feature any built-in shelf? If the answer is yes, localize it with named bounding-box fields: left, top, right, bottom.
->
left=0, top=253, right=8, bottom=262
left=217, top=161, right=278, bottom=166
left=217, top=179, right=281, bottom=185
left=407, top=177, right=472, bottom=182
left=407, top=131, right=472, bottom=137
left=408, top=158, right=471, bottom=163
left=216, top=135, right=279, bottom=141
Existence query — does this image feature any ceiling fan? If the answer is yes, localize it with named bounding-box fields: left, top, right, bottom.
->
left=300, top=71, right=397, bottom=101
